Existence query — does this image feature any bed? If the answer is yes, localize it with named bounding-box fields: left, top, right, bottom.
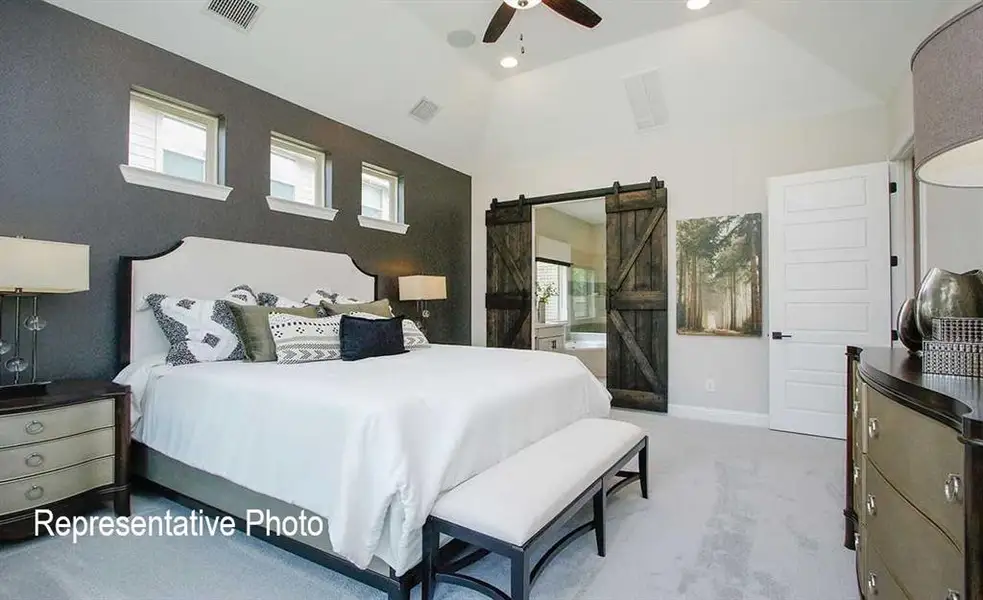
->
left=115, top=236, right=611, bottom=599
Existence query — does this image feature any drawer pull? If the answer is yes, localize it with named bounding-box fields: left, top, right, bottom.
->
left=944, top=474, right=963, bottom=504
left=867, top=572, right=878, bottom=595
left=25, top=420, right=44, bottom=435
left=866, top=494, right=877, bottom=517
left=867, top=417, right=879, bottom=440
left=25, top=485, right=44, bottom=501
left=853, top=399, right=859, bottom=418
left=854, top=532, right=861, bottom=551
left=24, top=453, right=44, bottom=468
left=947, top=590, right=961, bottom=600
left=853, top=465, right=860, bottom=484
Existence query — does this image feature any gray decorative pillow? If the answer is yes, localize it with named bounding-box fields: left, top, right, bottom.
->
left=304, top=289, right=364, bottom=306
left=268, top=313, right=344, bottom=364
left=257, top=292, right=305, bottom=308
left=145, top=287, right=256, bottom=366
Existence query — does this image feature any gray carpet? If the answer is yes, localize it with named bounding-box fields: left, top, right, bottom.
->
left=0, top=411, right=859, bottom=600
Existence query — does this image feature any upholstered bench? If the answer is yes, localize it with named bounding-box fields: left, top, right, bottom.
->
left=421, top=418, right=648, bottom=600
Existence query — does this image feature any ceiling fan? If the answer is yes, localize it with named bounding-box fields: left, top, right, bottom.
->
left=483, top=0, right=602, bottom=44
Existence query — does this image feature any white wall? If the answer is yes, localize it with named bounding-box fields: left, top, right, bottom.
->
left=472, top=105, right=890, bottom=417
left=920, top=185, right=983, bottom=276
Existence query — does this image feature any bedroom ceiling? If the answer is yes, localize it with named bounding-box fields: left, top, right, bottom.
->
left=548, top=198, right=606, bottom=225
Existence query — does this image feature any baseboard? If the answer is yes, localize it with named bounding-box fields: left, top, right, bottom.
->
left=667, top=404, right=769, bottom=428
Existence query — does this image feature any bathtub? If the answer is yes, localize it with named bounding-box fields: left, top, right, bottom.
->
left=563, top=332, right=606, bottom=378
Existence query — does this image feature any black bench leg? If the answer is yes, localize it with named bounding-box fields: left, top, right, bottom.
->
left=593, top=484, right=606, bottom=557
left=421, top=520, right=438, bottom=600
left=639, top=438, right=649, bottom=499
left=511, top=551, right=530, bottom=600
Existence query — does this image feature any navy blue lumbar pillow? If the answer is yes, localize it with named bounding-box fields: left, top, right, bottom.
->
left=339, top=314, right=408, bottom=361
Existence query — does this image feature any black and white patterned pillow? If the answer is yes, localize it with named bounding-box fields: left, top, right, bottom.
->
left=257, top=292, right=305, bottom=308
left=268, top=313, right=344, bottom=364
left=341, top=312, right=430, bottom=349
left=145, top=286, right=256, bottom=366
left=303, top=289, right=364, bottom=306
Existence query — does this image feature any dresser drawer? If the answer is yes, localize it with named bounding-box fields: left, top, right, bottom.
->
left=0, top=399, right=114, bottom=449
left=0, top=456, right=114, bottom=517
left=864, top=543, right=912, bottom=600
left=0, top=427, right=114, bottom=483
left=853, top=456, right=864, bottom=523
left=864, top=459, right=963, bottom=600
left=865, top=387, right=965, bottom=548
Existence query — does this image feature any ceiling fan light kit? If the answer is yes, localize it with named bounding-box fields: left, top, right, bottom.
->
left=483, top=0, right=602, bottom=44
left=505, top=0, right=541, bottom=9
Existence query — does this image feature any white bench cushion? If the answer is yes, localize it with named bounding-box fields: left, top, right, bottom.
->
left=430, top=418, right=645, bottom=546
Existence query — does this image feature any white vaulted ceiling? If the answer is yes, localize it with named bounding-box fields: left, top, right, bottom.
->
left=43, top=0, right=971, bottom=175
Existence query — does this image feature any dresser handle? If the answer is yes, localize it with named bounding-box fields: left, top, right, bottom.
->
left=866, top=495, right=877, bottom=517
left=853, top=465, right=860, bottom=484
left=867, top=572, right=878, bottom=595
left=854, top=532, right=861, bottom=551
left=867, top=418, right=879, bottom=440
left=24, top=453, right=44, bottom=468
left=946, top=589, right=961, bottom=600
left=24, top=420, right=44, bottom=435
left=25, top=485, right=44, bottom=501
left=944, top=474, right=963, bottom=504
left=853, top=399, right=859, bottom=418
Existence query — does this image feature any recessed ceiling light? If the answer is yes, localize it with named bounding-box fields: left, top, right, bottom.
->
left=687, top=0, right=710, bottom=10
left=505, top=0, right=542, bottom=9
left=500, top=56, right=519, bottom=69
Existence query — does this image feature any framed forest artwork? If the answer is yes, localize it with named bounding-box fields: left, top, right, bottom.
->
left=676, top=213, right=762, bottom=337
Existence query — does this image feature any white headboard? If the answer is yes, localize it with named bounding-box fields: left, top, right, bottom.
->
left=119, top=237, right=377, bottom=368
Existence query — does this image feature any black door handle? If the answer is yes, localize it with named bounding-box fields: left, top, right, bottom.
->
left=771, top=331, right=793, bottom=340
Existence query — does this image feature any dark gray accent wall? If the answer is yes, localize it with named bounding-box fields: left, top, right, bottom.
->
left=0, top=0, right=471, bottom=381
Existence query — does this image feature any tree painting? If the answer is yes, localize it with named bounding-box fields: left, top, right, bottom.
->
left=676, top=213, right=762, bottom=337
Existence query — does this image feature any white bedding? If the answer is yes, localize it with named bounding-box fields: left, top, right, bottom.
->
left=115, top=344, right=610, bottom=574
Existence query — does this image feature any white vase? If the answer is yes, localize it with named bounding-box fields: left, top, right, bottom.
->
left=537, top=302, right=547, bottom=323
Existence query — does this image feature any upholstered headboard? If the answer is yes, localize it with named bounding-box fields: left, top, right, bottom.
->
left=118, top=237, right=377, bottom=369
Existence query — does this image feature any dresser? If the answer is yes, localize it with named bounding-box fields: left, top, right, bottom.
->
left=0, top=381, right=131, bottom=541
left=845, top=347, right=982, bottom=600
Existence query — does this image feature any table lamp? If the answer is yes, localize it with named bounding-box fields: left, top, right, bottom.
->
left=398, top=275, right=447, bottom=335
left=0, top=237, right=90, bottom=391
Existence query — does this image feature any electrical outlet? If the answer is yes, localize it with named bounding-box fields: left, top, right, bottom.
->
left=705, top=378, right=716, bottom=393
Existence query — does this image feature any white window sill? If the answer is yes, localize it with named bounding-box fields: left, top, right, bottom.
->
left=266, top=196, right=338, bottom=221
left=358, top=214, right=409, bottom=235
left=119, top=165, right=232, bottom=201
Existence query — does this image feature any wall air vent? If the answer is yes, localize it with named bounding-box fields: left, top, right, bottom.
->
left=409, top=98, right=441, bottom=124
left=623, top=69, right=668, bottom=132
left=205, top=0, right=262, bottom=31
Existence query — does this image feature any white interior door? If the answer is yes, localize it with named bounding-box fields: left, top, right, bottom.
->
left=768, top=163, right=892, bottom=439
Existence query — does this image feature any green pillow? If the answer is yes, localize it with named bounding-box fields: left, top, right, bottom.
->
left=319, top=299, right=393, bottom=318
left=229, top=305, right=319, bottom=362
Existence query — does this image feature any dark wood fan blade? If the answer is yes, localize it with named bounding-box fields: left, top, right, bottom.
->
left=483, top=3, right=517, bottom=43
left=543, top=0, right=602, bottom=28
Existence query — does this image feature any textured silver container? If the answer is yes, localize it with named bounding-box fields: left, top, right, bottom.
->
left=915, top=268, right=983, bottom=340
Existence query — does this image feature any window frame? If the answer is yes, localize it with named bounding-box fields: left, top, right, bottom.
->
left=129, top=90, right=220, bottom=185
left=268, top=133, right=329, bottom=208
left=571, top=266, right=597, bottom=321
left=536, top=260, right=570, bottom=324
left=359, top=163, right=406, bottom=233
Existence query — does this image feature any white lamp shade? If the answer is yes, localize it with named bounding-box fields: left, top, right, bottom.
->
left=399, top=275, right=447, bottom=301
left=0, top=237, right=90, bottom=293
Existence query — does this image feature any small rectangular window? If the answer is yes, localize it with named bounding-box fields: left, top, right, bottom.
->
left=536, top=261, right=569, bottom=323
left=270, top=134, right=327, bottom=207
left=128, top=90, right=219, bottom=184
left=361, top=164, right=402, bottom=223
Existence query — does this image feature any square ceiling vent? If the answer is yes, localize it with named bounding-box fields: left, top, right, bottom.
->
left=205, top=0, right=262, bottom=32
left=409, top=97, right=441, bottom=124
left=623, top=70, right=668, bottom=132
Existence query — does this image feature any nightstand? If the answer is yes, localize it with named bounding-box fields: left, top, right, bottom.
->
left=0, top=380, right=130, bottom=541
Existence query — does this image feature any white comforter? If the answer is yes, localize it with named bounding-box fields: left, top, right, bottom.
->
left=116, top=345, right=610, bottom=574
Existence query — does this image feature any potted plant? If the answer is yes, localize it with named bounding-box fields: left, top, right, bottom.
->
left=536, top=282, right=558, bottom=323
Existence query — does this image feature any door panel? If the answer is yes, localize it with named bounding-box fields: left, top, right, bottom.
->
left=768, top=163, right=892, bottom=439
left=606, top=181, right=668, bottom=412
left=486, top=204, right=532, bottom=349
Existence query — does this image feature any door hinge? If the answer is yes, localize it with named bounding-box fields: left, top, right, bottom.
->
left=889, top=181, right=898, bottom=194
left=891, top=329, right=899, bottom=342
left=891, top=255, right=899, bottom=267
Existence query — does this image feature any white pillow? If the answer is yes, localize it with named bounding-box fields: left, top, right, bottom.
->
left=304, top=289, right=364, bottom=306
left=268, top=313, right=344, bottom=364
left=257, top=292, right=305, bottom=308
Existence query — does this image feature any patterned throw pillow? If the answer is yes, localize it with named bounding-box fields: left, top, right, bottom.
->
left=145, top=286, right=256, bottom=366
left=256, top=292, right=305, bottom=308
left=268, top=313, right=344, bottom=364
left=303, top=289, right=364, bottom=306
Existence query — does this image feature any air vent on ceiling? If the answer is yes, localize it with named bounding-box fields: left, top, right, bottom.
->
left=409, top=97, right=441, bottom=124
left=205, top=0, right=262, bottom=31
left=623, top=70, right=668, bottom=132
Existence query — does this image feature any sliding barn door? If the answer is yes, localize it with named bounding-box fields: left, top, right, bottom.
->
left=606, top=181, right=669, bottom=412
left=486, top=203, right=532, bottom=349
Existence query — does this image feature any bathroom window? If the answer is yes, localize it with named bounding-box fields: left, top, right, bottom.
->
left=571, top=267, right=597, bottom=320
left=536, top=260, right=569, bottom=323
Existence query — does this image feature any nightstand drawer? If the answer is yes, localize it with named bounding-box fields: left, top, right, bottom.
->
left=0, top=399, right=114, bottom=449
left=864, top=459, right=963, bottom=600
left=865, top=543, right=911, bottom=600
left=866, top=386, right=964, bottom=548
left=0, top=427, right=114, bottom=483
left=0, top=456, right=114, bottom=517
